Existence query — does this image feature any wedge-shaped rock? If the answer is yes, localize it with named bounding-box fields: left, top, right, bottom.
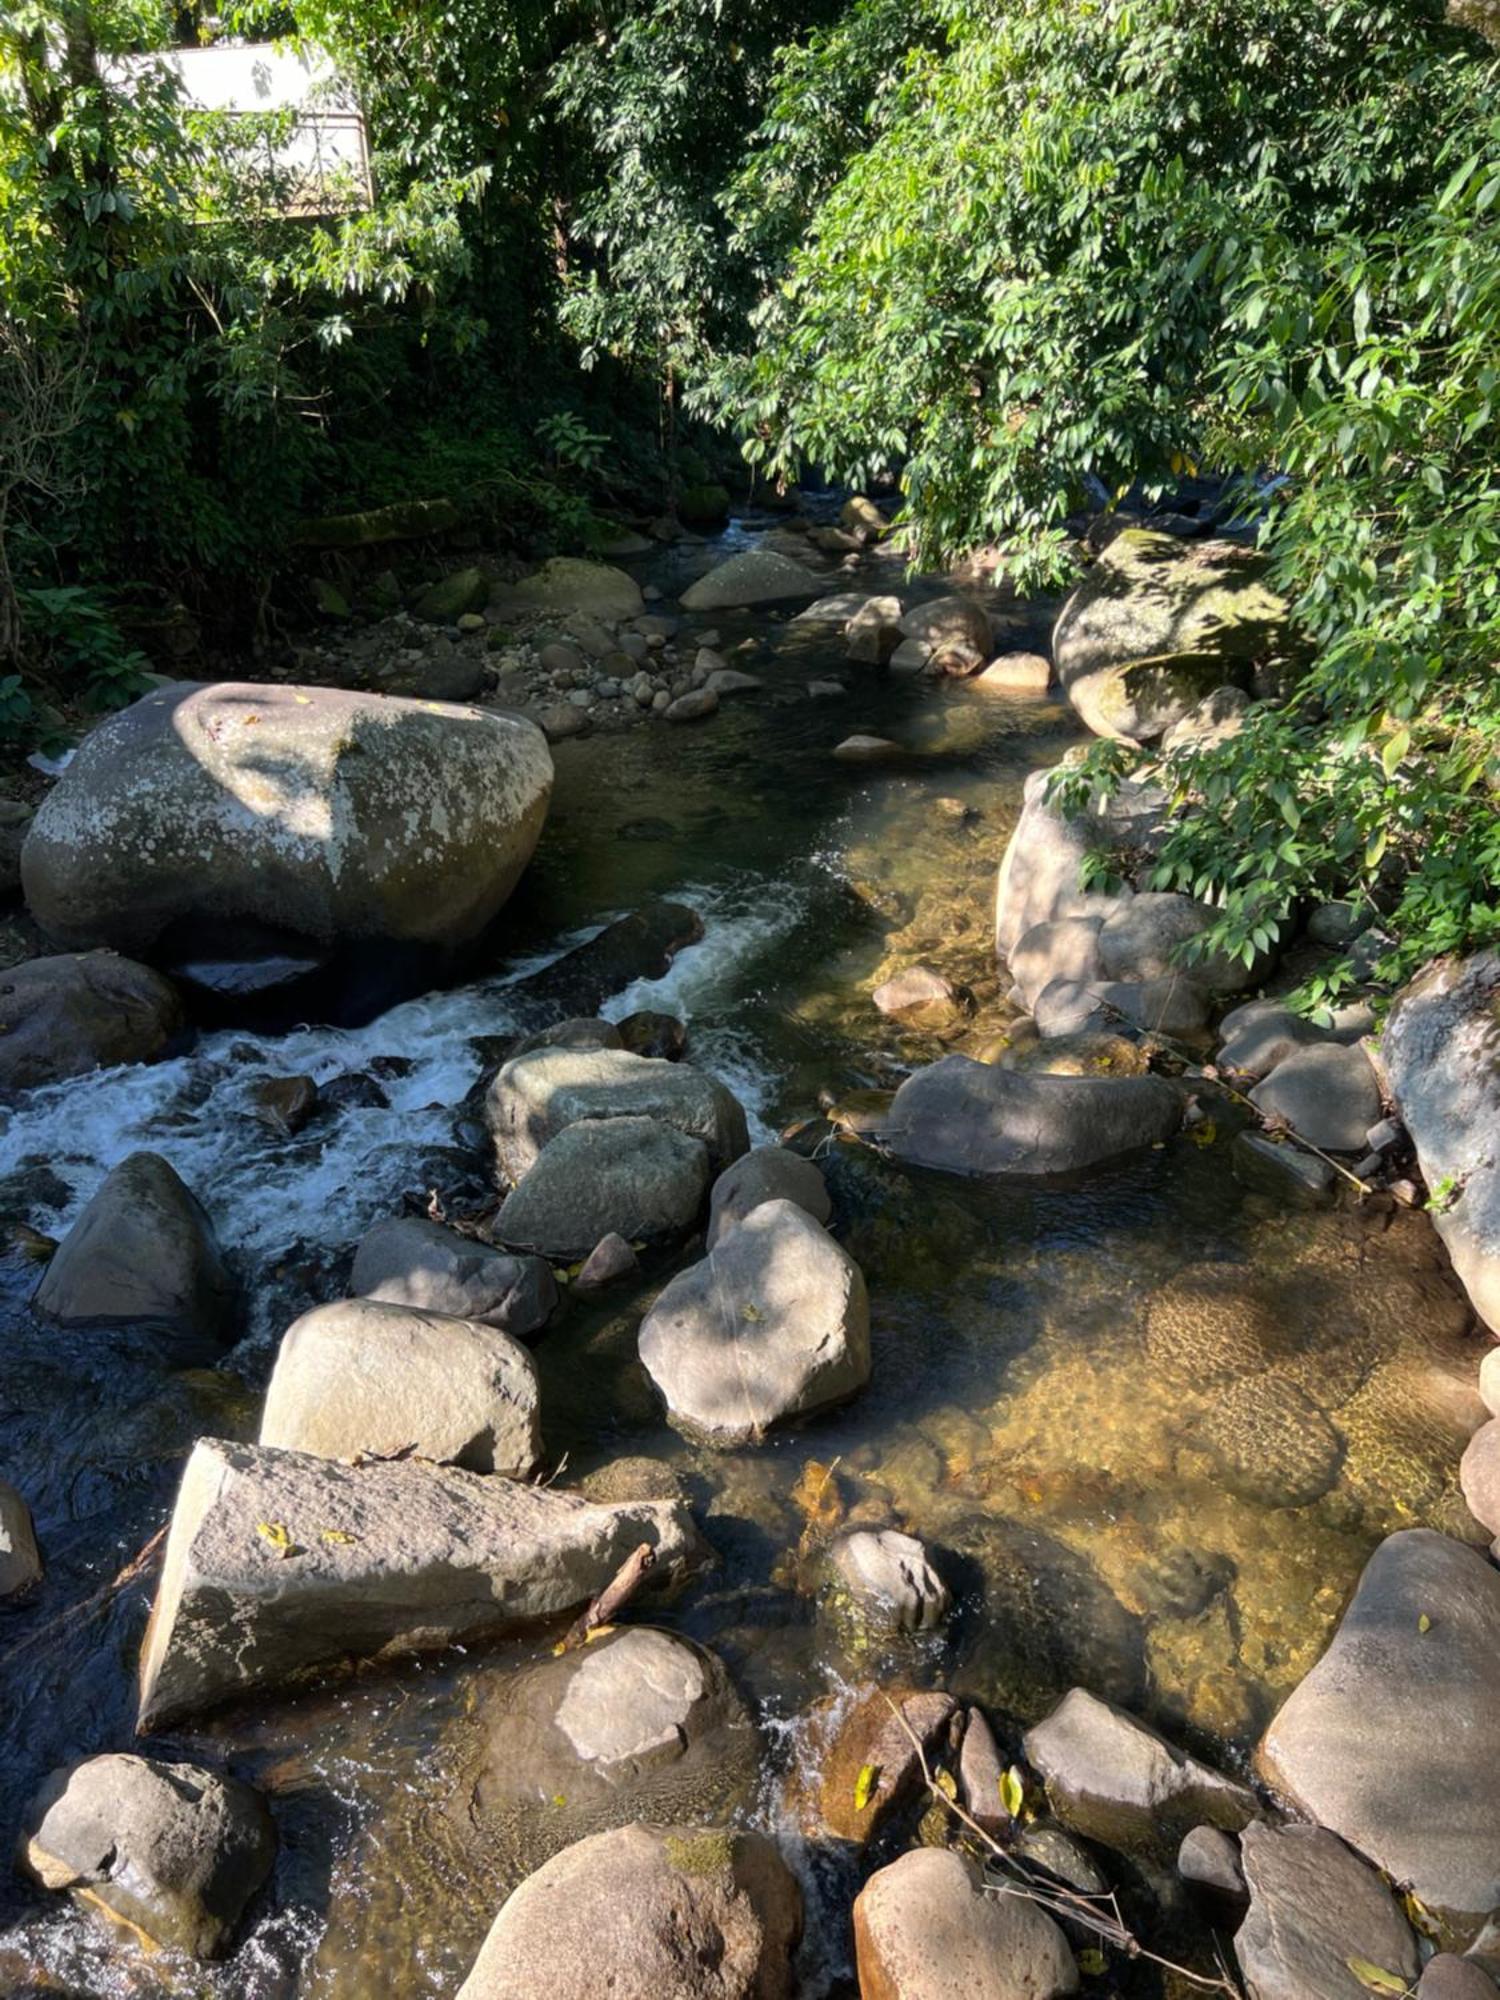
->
left=884, top=1055, right=1180, bottom=1177
left=351, top=1214, right=556, bottom=1339
left=1235, top=1822, right=1419, bottom=2000
left=638, top=1199, right=869, bottom=1446
left=485, top=1043, right=748, bottom=1182
left=494, top=1115, right=710, bottom=1259
left=137, top=1439, right=704, bottom=1729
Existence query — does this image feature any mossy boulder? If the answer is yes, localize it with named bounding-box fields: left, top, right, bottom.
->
left=410, top=566, right=489, bottom=622
left=1053, top=529, right=1291, bottom=743
left=678, top=482, right=732, bottom=527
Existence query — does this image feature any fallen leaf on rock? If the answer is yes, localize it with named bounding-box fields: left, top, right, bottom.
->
left=1347, top=1959, right=1408, bottom=1996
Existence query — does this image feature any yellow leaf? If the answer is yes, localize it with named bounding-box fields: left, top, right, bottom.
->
left=1000, top=1765, right=1025, bottom=1819
left=741, top=1303, right=763, bottom=1323
left=585, top=1623, right=615, bottom=1643
left=321, top=1528, right=355, bottom=1544
left=551, top=1793, right=567, bottom=1807
left=935, top=1768, right=957, bottom=1799
left=1418, top=1611, right=1432, bottom=1633
left=853, top=1763, right=880, bottom=1812
left=1347, top=1958, right=1408, bottom=1996
left=1381, top=726, right=1410, bottom=776
left=1077, top=1947, right=1107, bottom=1976
left=1188, top=1117, right=1218, bottom=1148
left=256, top=1521, right=295, bottom=1557
left=294, top=694, right=312, bottom=705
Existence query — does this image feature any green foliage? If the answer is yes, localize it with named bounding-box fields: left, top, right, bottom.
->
left=17, top=582, right=148, bottom=707
left=537, top=410, right=610, bottom=478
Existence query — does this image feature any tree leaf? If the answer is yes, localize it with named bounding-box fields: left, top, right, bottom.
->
left=1346, top=1958, right=1408, bottom=1996
left=854, top=1762, right=880, bottom=1812
left=256, top=1521, right=296, bottom=1558
left=1000, top=1765, right=1025, bottom=1818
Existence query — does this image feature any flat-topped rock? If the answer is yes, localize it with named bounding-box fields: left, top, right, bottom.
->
left=1235, top=1821, right=1419, bottom=2000
left=485, top=1044, right=747, bottom=1183
left=681, top=550, right=822, bottom=611
left=1250, top=1041, right=1382, bottom=1152
left=351, top=1214, right=557, bottom=1339
left=137, top=1439, right=704, bottom=1729
left=883, top=1055, right=1180, bottom=1176
left=494, top=1115, right=711, bottom=1259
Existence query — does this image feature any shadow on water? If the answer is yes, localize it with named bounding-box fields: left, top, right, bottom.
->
left=0, top=519, right=1487, bottom=1995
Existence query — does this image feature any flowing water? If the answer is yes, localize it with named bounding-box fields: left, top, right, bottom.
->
left=0, top=521, right=1486, bottom=1997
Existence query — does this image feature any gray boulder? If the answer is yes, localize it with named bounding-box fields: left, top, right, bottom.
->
left=1177, top=1825, right=1246, bottom=1901
left=0, top=1478, right=42, bottom=1595
left=1421, top=1961, right=1500, bottom=1999
left=138, top=1438, right=705, bottom=1729
left=0, top=952, right=185, bottom=1092
left=1053, top=529, right=1289, bottom=743
left=32, top=1152, right=235, bottom=1357
left=1009, top=918, right=1105, bottom=1012
left=1234, top=1821, right=1419, bottom=2000
left=575, top=1232, right=640, bottom=1291
left=883, top=1056, right=1181, bottom=1177
left=853, top=1847, right=1078, bottom=2000
left=411, top=566, right=488, bottom=622
left=1257, top=1529, right=1500, bottom=1946
left=1231, top=1131, right=1337, bottom=1208
left=1032, top=978, right=1110, bottom=1039
left=351, top=1214, right=556, bottom=1339
left=1250, top=1042, right=1381, bottom=1151
left=897, top=594, right=993, bottom=665
left=845, top=595, right=903, bottom=665
left=1097, top=891, right=1261, bottom=992
left=706, top=1146, right=831, bottom=1248
left=977, top=652, right=1053, bottom=694
left=1092, top=975, right=1211, bottom=1036
left=872, top=963, right=967, bottom=1025
left=993, top=765, right=1164, bottom=955
left=21, top=1753, right=275, bottom=1959
left=456, top=1822, right=802, bottom=2000
left=259, top=1297, right=541, bottom=1476
left=485, top=1044, right=748, bottom=1183
left=1023, top=1689, right=1256, bottom=1855
left=469, top=1626, right=753, bottom=1813
left=1461, top=1418, right=1500, bottom=1536
left=1161, top=684, right=1250, bottom=752
left=638, top=1199, right=870, bottom=1447
left=1218, top=998, right=1331, bottom=1080
left=828, top=1528, right=950, bottom=1638
left=1382, top=952, right=1500, bottom=1331
left=492, top=557, right=645, bottom=622
left=494, top=1116, right=711, bottom=1259
left=681, top=550, right=822, bottom=611
left=22, top=683, right=552, bottom=953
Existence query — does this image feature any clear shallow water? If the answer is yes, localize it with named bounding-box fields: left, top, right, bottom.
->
left=0, top=530, right=1487, bottom=1997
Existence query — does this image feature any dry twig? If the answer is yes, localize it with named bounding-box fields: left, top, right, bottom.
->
left=554, top=1541, right=655, bottom=1655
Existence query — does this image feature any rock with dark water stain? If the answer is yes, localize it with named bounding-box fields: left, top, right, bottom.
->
left=247, top=1071, right=318, bottom=1137
left=616, top=1009, right=687, bottom=1061
left=137, top=1438, right=706, bottom=1729
left=32, top=1151, right=235, bottom=1359
left=21, top=1752, right=275, bottom=1959
left=0, top=950, right=185, bottom=1093
left=1234, top=1821, right=1419, bottom=2000
left=883, top=1055, right=1180, bottom=1177
left=501, top=902, right=704, bottom=1022
left=853, top=1846, right=1077, bottom=2000
left=351, top=1213, right=557, bottom=1338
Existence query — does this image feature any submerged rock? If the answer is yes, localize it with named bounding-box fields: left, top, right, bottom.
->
left=638, top=1199, right=870, bottom=1446
left=1257, top=1528, right=1500, bottom=1946
left=1022, top=1688, right=1257, bottom=1855
left=21, top=1753, right=275, bottom=1959
left=351, top=1214, right=557, bottom=1339
left=137, top=1438, right=704, bottom=1728
left=259, top=1297, right=542, bottom=1476
left=1053, top=530, right=1289, bottom=743
left=1234, top=1821, right=1419, bottom=2000
left=883, top=1055, right=1180, bottom=1176
left=854, top=1846, right=1078, bottom=2000
left=22, top=683, right=553, bottom=954
left=0, top=951, right=185, bottom=1092
left=706, top=1145, right=831, bottom=1248
left=977, top=651, right=1053, bottom=694
left=32, top=1151, right=235, bottom=1359
left=0, top=1478, right=42, bottom=1596
left=495, top=1115, right=710, bottom=1259
left=872, top=963, right=967, bottom=1026
left=486, top=1044, right=748, bottom=1183
left=456, top=1822, right=802, bottom=2000
left=681, top=549, right=822, bottom=611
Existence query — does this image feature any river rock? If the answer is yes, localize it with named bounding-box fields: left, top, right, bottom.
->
left=1257, top=1528, right=1500, bottom=1945
left=703, top=669, right=762, bottom=697
left=32, top=1152, right=235, bottom=1358
left=495, top=557, right=644, bottom=622
left=681, top=550, right=822, bottom=611
left=1481, top=1348, right=1500, bottom=1417
left=22, top=684, right=553, bottom=954
left=1421, top=1960, right=1500, bottom=1999
left=0, top=1479, right=42, bottom=1595
left=957, top=1706, right=1007, bottom=1834
left=455, top=1823, right=802, bottom=2000
left=1231, top=1131, right=1337, bottom=1207
left=1460, top=1419, right=1500, bottom=1534
left=872, top=963, right=966, bottom=1026
left=1053, top=530, right=1289, bottom=743
left=638, top=1199, right=870, bottom=1446
left=1161, top=684, right=1249, bottom=752
left=485, top=1044, right=747, bottom=1182
left=812, top=1687, right=961, bottom=1844
left=1217, top=998, right=1331, bottom=1080
left=1234, top=1821, right=1419, bottom=2000
left=841, top=495, right=886, bottom=538
left=846, top=595, right=904, bottom=664
left=21, top=1753, right=275, bottom=1958
left=1092, top=974, right=1211, bottom=1035
left=1177, top=1825, right=1246, bottom=1901
left=706, top=1146, right=831, bottom=1248
left=470, top=1626, right=753, bottom=1812
left=1381, top=951, right=1500, bottom=1331
left=853, top=1846, right=1078, bottom=2000
left=828, top=1528, right=950, bottom=1637
left=1097, top=891, right=1260, bottom=992
left=665, top=688, right=719, bottom=722
left=137, top=1438, right=705, bottom=1728
left=977, top=652, right=1053, bottom=694
left=351, top=1214, right=556, bottom=1339
left=259, top=1297, right=541, bottom=1475
left=412, top=566, right=488, bottom=621
left=898, top=594, right=993, bottom=662
left=574, top=1231, right=639, bottom=1290
left=0, top=951, right=186, bottom=1092
left=494, top=1116, right=711, bottom=1259
left=508, top=901, right=703, bottom=1019
left=1022, top=1688, right=1256, bottom=1854
left=1250, top=1042, right=1381, bottom=1151
left=616, top=1009, right=686, bottom=1061
left=832, top=734, right=903, bottom=763
left=248, top=1071, right=318, bottom=1136
left=993, top=765, right=1165, bottom=955
left=1009, top=919, right=1105, bottom=1009
left=1031, top=978, right=1109, bottom=1039
left=884, top=1056, right=1180, bottom=1176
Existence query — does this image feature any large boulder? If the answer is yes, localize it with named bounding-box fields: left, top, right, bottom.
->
left=0, top=1479, right=42, bottom=1596
left=638, top=1199, right=870, bottom=1447
left=32, top=1152, right=235, bottom=1358
left=1053, top=529, right=1290, bottom=743
left=853, top=1846, right=1078, bottom=2000
left=21, top=1753, right=275, bottom=1959
left=1234, top=1821, right=1420, bottom=2000
left=896, top=594, right=994, bottom=668
left=456, top=1823, right=802, bottom=2000
left=469, top=1626, right=753, bottom=1813
left=994, top=766, right=1164, bottom=956
left=258, top=1297, right=541, bottom=1476
left=1022, top=1688, right=1256, bottom=1855
left=1381, top=951, right=1500, bottom=1330
left=0, top=951, right=185, bottom=1092
left=706, top=1145, right=831, bottom=1248
left=680, top=550, right=823, bottom=612
left=1250, top=1042, right=1381, bottom=1152
left=22, top=683, right=553, bottom=954
left=883, top=1056, right=1181, bottom=1177
left=1097, top=891, right=1261, bottom=993
left=494, top=1116, right=711, bottom=1259
left=493, top=557, right=645, bottom=623
left=350, top=1214, right=556, bottom=1339
left=1009, top=918, right=1105, bottom=1012
left=485, top=1044, right=748, bottom=1183
left=137, top=1438, right=705, bottom=1729
left=1257, top=1529, right=1500, bottom=1946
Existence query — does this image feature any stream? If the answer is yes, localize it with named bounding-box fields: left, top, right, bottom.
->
left=0, top=515, right=1485, bottom=1997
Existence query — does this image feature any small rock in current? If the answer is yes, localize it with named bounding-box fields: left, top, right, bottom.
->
left=575, top=1232, right=639, bottom=1293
